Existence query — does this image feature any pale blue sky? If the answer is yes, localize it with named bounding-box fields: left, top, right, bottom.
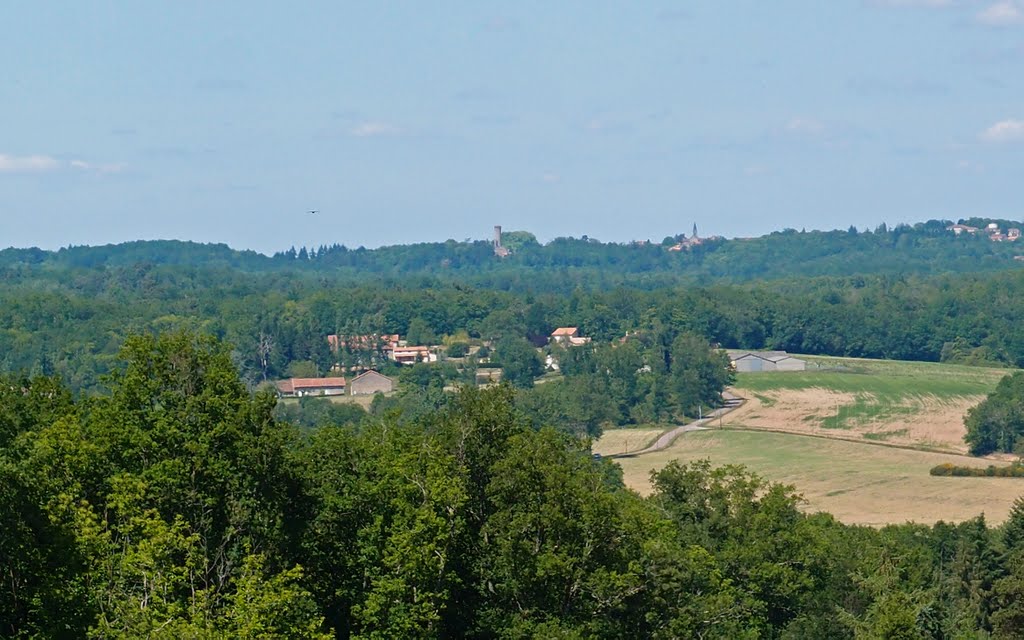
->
left=2, top=1, right=1022, bottom=253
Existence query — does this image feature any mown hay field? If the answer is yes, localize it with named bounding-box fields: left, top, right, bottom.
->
left=617, top=429, right=1024, bottom=526
left=726, top=356, right=1010, bottom=453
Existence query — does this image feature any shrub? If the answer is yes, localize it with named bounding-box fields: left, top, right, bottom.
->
left=929, top=462, right=1024, bottom=478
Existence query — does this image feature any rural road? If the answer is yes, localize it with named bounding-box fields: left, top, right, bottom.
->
left=610, top=392, right=744, bottom=459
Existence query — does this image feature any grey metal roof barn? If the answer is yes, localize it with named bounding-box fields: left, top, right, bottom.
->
left=725, top=350, right=807, bottom=372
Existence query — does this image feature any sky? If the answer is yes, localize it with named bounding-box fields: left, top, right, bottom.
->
left=1, top=1, right=1023, bottom=253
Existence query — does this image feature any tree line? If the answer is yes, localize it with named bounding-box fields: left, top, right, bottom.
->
left=5, top=260, right=1024, bottom=393
left=5, top=218, right=1024, bottom=284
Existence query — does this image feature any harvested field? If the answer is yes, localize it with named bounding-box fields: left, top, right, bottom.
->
left=725, top=388, right=982, bottom=452
left=726, top=356, right=1010, bottom=453
left=617, top=429, right=1024, bottom=526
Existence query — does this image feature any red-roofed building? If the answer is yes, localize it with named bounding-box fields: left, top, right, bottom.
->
left=275, top=377, right=347, bottom=398
left=390, top=346, right=436, bottom=365
left=550, top=327, right=591, bottom=346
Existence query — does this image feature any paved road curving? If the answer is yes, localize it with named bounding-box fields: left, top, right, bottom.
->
left=609, top=392, right=743, bottom=459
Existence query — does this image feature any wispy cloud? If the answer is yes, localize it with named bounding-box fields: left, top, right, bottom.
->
left=0, top=153, right=60, bottom=172
left=785, top=117, right=827, bottom=135
left=981, top=119, right=1024, bottom=142
left=957, top=159, right=986, bottom=173
left=70, top=159, right=126, bottom=174
left=0, top=153, right=125, bottom=174
left=349, top=121, right=402, bottom=138
left=976, top=1, right=1024, bottom=25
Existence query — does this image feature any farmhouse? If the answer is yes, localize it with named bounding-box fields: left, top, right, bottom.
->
left=349, top=370, right=395, bottom=395
left=550, top=327, right=592, bottom=346
left=390, top=346, right=436, bottom=365
left=946, top=224, right=978, bottom=236
left=726, top=350, right=807, bottom=372
left=275, top=377, right=347, bottom=398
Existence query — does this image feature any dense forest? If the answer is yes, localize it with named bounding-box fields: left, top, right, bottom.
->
left=4, top=217, right=1024, bottom=285
left=6, top=333, right=1024, bottom=638
left=4, top=248, right=1024, bottom=393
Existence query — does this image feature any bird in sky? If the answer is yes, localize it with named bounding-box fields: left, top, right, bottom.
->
left=308, top=210, right=319, bottom=214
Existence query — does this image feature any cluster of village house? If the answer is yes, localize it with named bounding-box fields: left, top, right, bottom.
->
left=666, top=224, right=724, bottom=252
left=275, top=333, right=419, bottom=398
left=274, top=326, right=810, bottom=398
left=275, top=326, right=591, bottom=398
left=947, top=222, right=1021, bottom=242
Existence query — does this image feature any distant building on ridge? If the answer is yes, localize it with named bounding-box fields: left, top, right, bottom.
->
left=493, top=225, right=511, bottom=257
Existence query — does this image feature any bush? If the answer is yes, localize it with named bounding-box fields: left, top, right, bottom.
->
left=929, top=462, right=1024, bottom=478
left=447, top=343, right=469, bottom=358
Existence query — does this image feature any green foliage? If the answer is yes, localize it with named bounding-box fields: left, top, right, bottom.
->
left=286, top=359, right=321, bottom=378
left=446, top=342, right=470, bottom=358
left=941, top=337, right=1007, bottom=368
left=7, top=331, right=1024, bottom=638
left=930, top=462, right=1024, bottom=477
left=493, top=337, right=543, bottom=388
left=965, top=371, right=1024, bottom=455
left=273, top=396, right=367, bottom=431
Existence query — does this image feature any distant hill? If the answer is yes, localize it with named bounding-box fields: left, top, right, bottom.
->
left=4, top=219, right=1024, bottom=285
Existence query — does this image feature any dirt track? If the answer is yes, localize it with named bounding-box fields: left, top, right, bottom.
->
left=610, top=393, right=742, bottom=459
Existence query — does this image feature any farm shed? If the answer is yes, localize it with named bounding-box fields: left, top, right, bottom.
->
left=726, top=350, right=807, bottom=372
left=349, top=370, right=395, bottom=395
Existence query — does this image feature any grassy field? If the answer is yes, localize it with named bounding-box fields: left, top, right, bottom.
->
left=616, top=429, right=1024, bottom=526
left=591, top=427, right=666, bottom=456
left=739, top=356, right=1004, bottom=407
left=725, top=356, right=1010, bottom=452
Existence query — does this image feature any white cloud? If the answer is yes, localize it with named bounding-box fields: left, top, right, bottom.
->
left=785, top=117, right=826, bottom=135
left=0, top=153, right=60, bottom=172
left=70, top=159, right=126, bottom=174
left=0, top=153, right=126, bottom=174
left=976, top=1, right=1024, bottom=25
left=981, top=119, right=1024, bottom=142
left=349, top=122, right=401, bottom=137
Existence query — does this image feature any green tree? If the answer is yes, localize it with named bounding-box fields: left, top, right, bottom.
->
left=405, top=317, right=438, bottom=346
left=965, top=372, right=1024, bottom=455
left=494, top=337, right=543, bottom=388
